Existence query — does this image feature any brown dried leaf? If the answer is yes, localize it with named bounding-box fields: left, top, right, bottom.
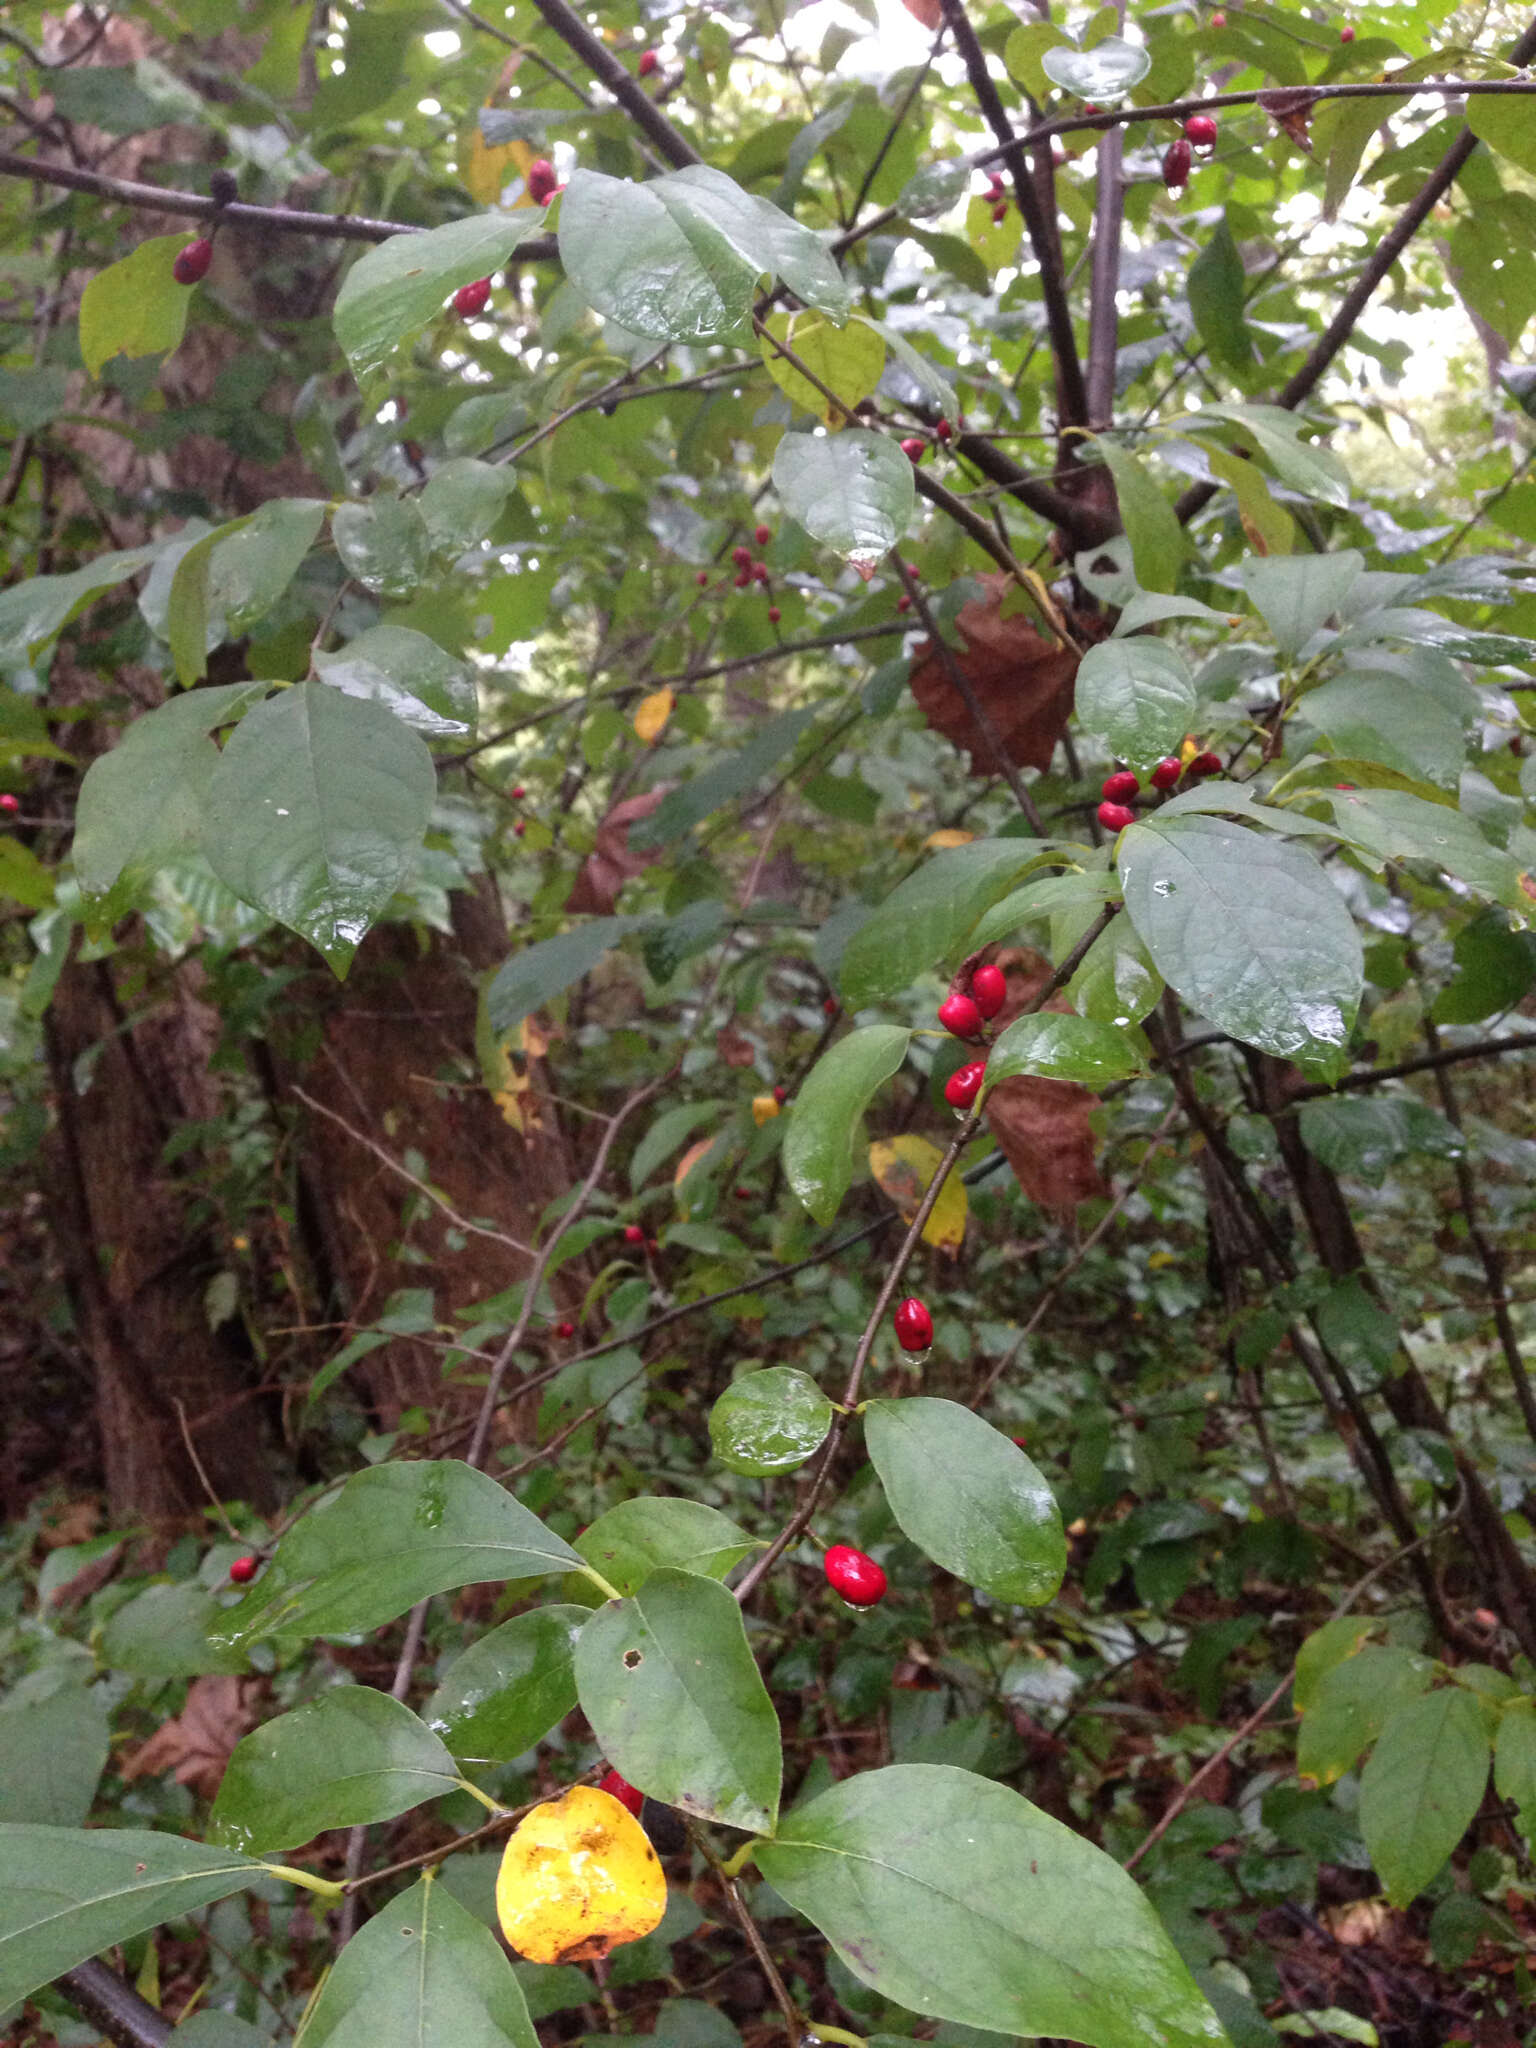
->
left=985, top=1075, right=1107, bottom=1214
left=909, top=575, right=1078, bottom=776
left=120, top=1676, right=259, bottom=1802
left=1258, top=89, right=1318, bottom=152
left=565, top=789, right=670, bottom=915
left=715, top=1022, right=757, bottom=1068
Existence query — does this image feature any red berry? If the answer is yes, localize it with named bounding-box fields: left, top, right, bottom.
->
left=1184, top=113, right=1218, bottom=149
left=970, top=962, right=1007, bottom=1019
left=1211, top=9, right=1227, bottom=23
left=556, top=1320, right=576, bottom=1338
left=527, top=159, right=559, bottom=206
left=754, top=524, right=771, bottom=546
left=735, top=1185, right=753, bottom=1199
left=1162, top=140, right=1192, bottom=193
left=638, top=48, right=659, bottom=76
left=944, top=1060, right=987, bottom=1111
left=893, top=1297, right=934, bottom=1351
left=510, top=785, right=526, bottom=799
left=896, top=593, right=911, bottom=613
left=937, top=992, right=983, bottom=1040
left=1339, top=23, right=1355, bottom=40
left=1101, top=769, right=1140, bottom=803
left=599, top=1768, right=645, bottom=1816
left=824, top=1544, right=888, bottom=1608
left=0, top=794, right=17, bottom=815
left=772, top=1085, right=787, bottom=1104
left=623, top=1223, right=646, bottom=1245
left=1098, top=801, right=1137, bottom=832
left=767, top=605, right=781, bottom=624
left=899, top=437, right=926, bottom=464
left=1150, top=757, right=1182, bottom=790
left=1187, top=750, right=1223, bottom=779
left=1083, top=102, right=1100, bottom=115
left=453, top=277, right=491, bottom=318
left=752, top=561, right=770, bottom=583
left=173, top=237, right=213, bottom=286
left=734, top=568, right=751, bottom=588
left=513, top=820, right=526, bottom=837
left=823, top=996, right=838, bottom=1016
left=991, top=201, right=1009, bottom=224
left=935, top=417, right=953, bottom=442
left=696, top=569, right=709, bottom=586
left=228, top=1555, right=258, bottom=1584
left=732, top=545, right=752, bottom=567
left=1012, top=1433, right=1028, bottom=1449
left=647, top=1238, right=660, bottom=1255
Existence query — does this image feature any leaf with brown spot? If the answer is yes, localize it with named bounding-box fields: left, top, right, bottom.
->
left=984, top=1074, right=1107, bottom=1214
left=909, top=575, right=1078, bottom=776
left=566, top=788, right=670, bottom=915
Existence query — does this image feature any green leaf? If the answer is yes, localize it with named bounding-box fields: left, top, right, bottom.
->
left=331, top=496, right=431, bottom=600
left=300, top=1880, right=539, bottom=2048
left=313, top=625, right=477, bottom=739
left=1188, top=219, right=1255, bottom=374
left=838, top=841, right=1039, bottom=1008
left=771, top=430, right=914, bottom=575
left=0, top=1681, right=109, bottom=1827
left=1192, top=408, right=1352, bottom=509
left=756, top=1765, right=1229, bottom=2048
left=80, top=235, right=193, bottom=378
left=334, top=216, right=541, bottom=382
left=709, top=1368, right=833, bottom=1476
left=761, top=310, right=885, bottom=424
left=0, top=544, right=160, bottom=664
left=208, top=1461, right=585, bottom=1653
left=1324, top=787, right=1524, bottom=908
left=1040, top=38, right=1151, bottom=99
left=559, top=166, right=848, bottom=345
left=1466, top=95, right=1536, bottom=179
left=864, top=1399, right=1066, bottom=1606
left=862, top=317, right=958, bottom=422
left=210, top=1689, right=459, bottom=1856
left=1075, top=637, right=1196, bottom=768
left=1293, top=1616, right=1377, bottom=1712
left=73, top=685, right=266, bottom=906
left=1493, top=1702, right=1536, bottom=1843
left=984, top=1011, right=1147, bottom=1091
left=1297, top=1097, right=1463, bottom=1186
left=425, top=1606, right=587, bottom=1763
left=201, top=679, right=436, bottom=973
left=0, top=1824, right=260, bottom=2013
left=485, top=917, right=651, bottom=1040
left=1433, top=910, right=1536, bottom=1023
left=1301, top=672, right=1465, bottom=791
left=1119, top=816, right=1362, bottom=1076
left=574, top=1569, right=782, bottom=1833
left=419, top=459, right=517, bottom=557
left=784, top=1025, right=910, bottom=1225
left=1236, top=552, right=1363, bottom=656
left=1066, top=919, right=1163, bottom=1026
left=1296, top=1646, right=1435, bottom=1787
left=638, top=707, right=818, bottom=846
left=209, top=499, right=326, bottom=634
left=1317, top=95, right=1408, bottom=221
left=168, top=517, right=251, bottom=688
left=1090, top=443, right=1187, bottom=595
left=574, top=1499, right=757, bottom=1595
left=98, top=1581, right=252, bottom=1678
left=1003, top=22, right=1073, bottom=100
left=1359, top=1689, right=1490, bottom=1906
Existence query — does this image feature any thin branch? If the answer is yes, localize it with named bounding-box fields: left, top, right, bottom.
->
left=55, top=1962, right=172, bottom=2048
left=521, top=0, right=700, bottom=170
left=1288, top=1030, right=1536, bottom=1100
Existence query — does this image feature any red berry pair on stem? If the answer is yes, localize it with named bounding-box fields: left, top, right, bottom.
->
left=527, top=159, right=560, bottom=207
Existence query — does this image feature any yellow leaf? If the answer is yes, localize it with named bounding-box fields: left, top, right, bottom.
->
left=867, top=1134, right=967, bottom=1255
left=463, top=124, right=528, bottom=206
left=496, top=1785, right=667, bottom=1964
left=634, top=689, right=675, bottom=746
left=759, top=309, right=886, bottom=428
left=923, top=828, right=975, bottom=851
left=751, top=1094, right=781, bottom=1126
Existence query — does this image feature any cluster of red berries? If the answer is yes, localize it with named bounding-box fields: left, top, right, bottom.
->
left=1096, top=752, right=1221, bottom=832
left=982, top=167, right=1010, bottom=226
left=622, top=1222, right=663, bottom=1255
left=1163, top=111, right=1220, bottom=193
left=703, top=526, right=784, bottom=622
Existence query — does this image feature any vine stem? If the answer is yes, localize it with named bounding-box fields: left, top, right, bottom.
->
left=733, top=905, right=1119, bottom=1608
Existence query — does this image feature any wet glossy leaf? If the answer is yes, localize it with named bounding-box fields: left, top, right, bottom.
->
left=304, top=1879, right=539, bottom=2048
left=334, top=216, right=541, bottom=381
left=208, top=499, right=326, bottom=634
left=426, top=1606, right=587, bottom=1763
left=772, top=430, right=914, bottom=574
left=209, top=1461, right=586, bottom=1652
left=210, top=1688, right=458, bottom=1855
left=1090, top=443, right=1186, bottom=595
left=1297, top=1097, right=1463, bottom=1186
left=985, top=1011, right=1147, bottom=1091
left=1188, top=219, right=1255, bottom=374
left=0, top=1825, right=260, bottom=2012
left=1359, top=1689, right=1490, bottom=1905
left=419, top=459, right=516, bottom=556
left=1074, top=639, right=1195, bottom=772
left=314, top=625, right=477, bottom=738
left=709, top=1368, right=834, bottom=1476
left=496, top=1787, right=666, bottom=1964
left=202, top=680, right=435, bottom=972
left=1119, top=816, right=1362, bottom=1076
left=331, top=496, right=431, bottom=599
left=839, top=841, right=1038, bottom=1008
left=784, top=1025, right=910, bottom=1224
left=1066, top=919, right=1163, bottom=1026
left=1323, top=787, right=1525, bottom=908
left=574, top=1499, right=756, bottom=1595
left=1040, top=38, right=1150, bottom=99
left=574, top=1569, right=781, bottom=1832
left=1301, top=672, right=1464, bottom=790
left=98, top=1582, right=251, bottom=1679
left=756, top=1765, right=1229, bottom=2048
left=865, top=1399, right=1065, bottom=1605
left=0, top=544, right=160, bottom=664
